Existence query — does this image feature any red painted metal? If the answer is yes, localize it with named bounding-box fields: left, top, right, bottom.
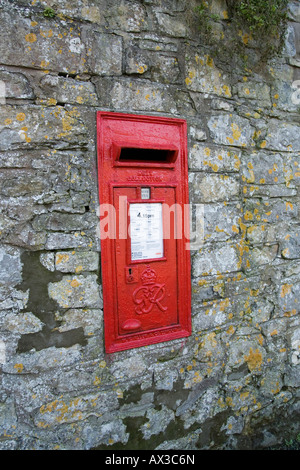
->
left=97, top=111, right=191, bottom=353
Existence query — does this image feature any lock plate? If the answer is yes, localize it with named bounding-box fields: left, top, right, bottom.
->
left=125, top=266, right=138, bottom=284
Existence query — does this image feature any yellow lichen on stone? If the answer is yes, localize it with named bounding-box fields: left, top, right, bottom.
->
left=56, top=253, right=69, bottom=265
left=25, top=33, right=37, bottom=43
left=70, top=278, right=81, bottom=288
left=280, top=284, right=292, bottom=298
left=16, top=113, right=26, bottom=122
left=244, top=348, right=263, bottom=371
left=14, top=363, right=24, bottom=373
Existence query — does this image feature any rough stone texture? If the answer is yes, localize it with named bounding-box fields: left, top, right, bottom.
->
left=0, top=0, right=299, bottom=451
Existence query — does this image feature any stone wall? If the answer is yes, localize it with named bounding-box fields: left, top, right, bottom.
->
left=0, top=0, right=299, bottom=450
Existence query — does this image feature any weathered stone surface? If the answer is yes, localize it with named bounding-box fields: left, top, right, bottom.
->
left=278, top=281, right=300, bottom=316
left=263, top=120, right=300, bottom=152
left=225, top=338, right=266, bottom=375
left=153, top=364, right=178, bottom=391
left=0, top=286, right=29, bottom=311
left=54, top=251, right=99, bottom=273
left=95, top=77, right=178, bottom=113
left=207, top=114, right=254, bottom=148
left=289, top=325, right=300, bottom=365
left=154, top=11, right=188, bottom=37
left=56, top=308, right=102, bottom=335
left=289, top=1, right=300, bottom=22
left=110, top=356, right=148, bottom=381
left=83, top=419, right=129, bottom=448
left=185, top=53, right=232, bottom=98
left=32, top=212, right=96, bottom=232
left=0, top=168, right=51, bottom=197
left=125, top=46, right=182, bottom=83
left=139, top=34, right=179, bottom=52
left=38, top=74, right=98, bottom=105
left=0, top=246, right=22, bottom=286
left=0, top=105, right=87, bottom=150
left=0, top=70, right=34, bottom=100
left=241, top=152, right=286, bottom=185
left=271, top=80, right=300, bottom=112
left=141, top=406, right=175, bottom=439
left=246, top=222, right=286, bottom=244
left=105, top=1, right=147, bottom=32
left=283, top=23, right=297, bottom=57
left=202, top=203, right=241, bottom=242
left=3, top=345, right=82, bottom=374
left=3, top=312, right=43, bottom=334
left=83, top=30, right=123, bottom=76
left=236, top=81, right=271, bottom=106
left=45, top=232, right=94, bottom=250
left=34, top=389, right=119, bottom=428
left=0, top=398, right=18, bottom=446
left=0, top=9, right=87, bottom=74
left=48, top=274, right=101, bottom=309
left=192, top=298, right=232, bottom=331
left=28, top=0, right=104, bottom=24
left=243, top=198, right=298, bottom=224
left=124, top=46, right=150, bottom=75
left=189, top=144, right=241, bottom=172
left=189, top=173, right=239, bottom=202
left=281, top=229, right=300, bottom=259
left=192, top=244, right=240, bottom=277
left=245, top=245, right=279, bottom=271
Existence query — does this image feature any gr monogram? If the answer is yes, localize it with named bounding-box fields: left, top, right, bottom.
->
left=132, top=266, right=167, bottom=315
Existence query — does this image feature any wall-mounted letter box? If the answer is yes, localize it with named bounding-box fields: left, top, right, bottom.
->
left=97, top=112, right=191, bottom=353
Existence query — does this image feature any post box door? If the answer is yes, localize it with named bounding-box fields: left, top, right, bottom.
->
left=97, top=111, right=191, bottom=353
left=114, top=186, right=178, bottom=337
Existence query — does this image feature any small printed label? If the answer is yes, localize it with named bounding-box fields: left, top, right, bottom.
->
left=130, top=203, right=164, bottom=261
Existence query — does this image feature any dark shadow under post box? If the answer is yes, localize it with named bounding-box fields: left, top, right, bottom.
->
left=97, top=112, right=191, bottom=353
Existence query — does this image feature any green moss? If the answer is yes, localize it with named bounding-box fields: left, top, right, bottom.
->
left=228, top=0, right=289, bottom=56
left=194, top=2, right=218, bottom=38
left=43, top=7, right=56, bottom=19
left=228, top=0, right=288, bottom=36
left=194, top=0, right=289, bottom=64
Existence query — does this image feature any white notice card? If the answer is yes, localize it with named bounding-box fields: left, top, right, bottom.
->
left=129, top=203, right=164, bottom=261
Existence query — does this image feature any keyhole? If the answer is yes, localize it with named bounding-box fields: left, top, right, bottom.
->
left=129, top=268, right=132, bottom=275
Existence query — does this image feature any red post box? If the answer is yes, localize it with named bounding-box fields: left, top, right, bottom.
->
left=97, top=112, right=191, bottom=353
